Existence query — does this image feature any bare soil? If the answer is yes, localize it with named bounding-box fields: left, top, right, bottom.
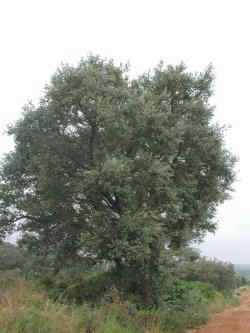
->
left=188, top=287, right=250, bottom=333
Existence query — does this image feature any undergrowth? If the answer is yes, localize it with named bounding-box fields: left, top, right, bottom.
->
left=0, top=271, right=242, bottom=333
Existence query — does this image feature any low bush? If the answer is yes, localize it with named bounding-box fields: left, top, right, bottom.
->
left=180, top=257, right=236, bottom=292
left=41, top=270, right=115, bottom=304
left=0, top=242, right=25, bottom=271
left=166, top=280, right=217, bottom=303
left=162, top=280, right=220, bottom=331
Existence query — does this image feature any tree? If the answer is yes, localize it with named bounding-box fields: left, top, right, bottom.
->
left=0, top=56, right=235, bottom=300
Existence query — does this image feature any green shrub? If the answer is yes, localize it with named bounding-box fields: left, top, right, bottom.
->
left=42, top=270, right=115, bottom=304
left=181, top=258, right=237, bottom=292
left=163, top=280, right=216, bottom=331
left=0, top=242, right=25, bottom=271
left=166, top=280, right=216, bottom=304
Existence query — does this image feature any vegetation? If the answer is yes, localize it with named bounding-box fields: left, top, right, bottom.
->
left=0, top=56, right=239, bottom=331
left=234, top=264, right=250, bottom=281
left=0, top=56, right=235, bottom=303
left=0, top=241, right=246, bottom=332
left=177, top=254, right=237, bottom=291
left=0, top=270, right=241, bottom=333
left=0, top=242, right=25, bottom=271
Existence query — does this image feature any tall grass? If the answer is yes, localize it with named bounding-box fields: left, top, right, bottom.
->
left=0, top=274, right=84, bottom=333
left=0, top=273, right=167, bottom=333
left=0, top=272, right=242, bottom=333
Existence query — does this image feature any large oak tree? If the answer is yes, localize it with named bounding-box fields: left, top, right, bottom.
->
left=0, top=56, right=235, bottom=298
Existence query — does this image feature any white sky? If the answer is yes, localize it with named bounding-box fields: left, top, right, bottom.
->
left=1, top=0, right=249, bottom=263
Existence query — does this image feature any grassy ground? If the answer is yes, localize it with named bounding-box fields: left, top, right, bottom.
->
left=0, top=272, right=241, bottom=333
left=0, top=273, right=166, bottom=333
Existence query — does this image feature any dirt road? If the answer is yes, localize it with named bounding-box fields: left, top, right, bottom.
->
left=188, top=288, right=250, bottom=333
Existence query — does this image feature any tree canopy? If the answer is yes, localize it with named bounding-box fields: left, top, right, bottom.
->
left=0, top=56, right=235, bottom=298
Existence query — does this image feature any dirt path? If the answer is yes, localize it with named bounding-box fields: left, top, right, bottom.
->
left=188, top=288, right=250, bottom=333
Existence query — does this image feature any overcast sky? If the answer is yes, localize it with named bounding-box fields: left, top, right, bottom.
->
left=1, top=0, right=249, bottom=263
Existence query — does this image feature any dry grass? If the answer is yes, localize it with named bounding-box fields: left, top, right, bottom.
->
left=0, top=273, right=166, bottom=333
left=1, top=272, right=239, bottom=333
left=0, top=274, right=84, bottom=332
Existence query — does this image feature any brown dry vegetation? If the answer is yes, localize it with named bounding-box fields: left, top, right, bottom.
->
left=0, top=272, right=246, bottom=333
left=0, top=275, right=84, bottom=333
left=0, top=274, right=166, bottom=333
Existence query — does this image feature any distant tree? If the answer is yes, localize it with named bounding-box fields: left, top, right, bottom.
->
left=0, top=56, right=235, bottom=300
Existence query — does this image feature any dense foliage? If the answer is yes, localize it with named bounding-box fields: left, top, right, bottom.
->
left=0, top=241, right=246, bottom=332
left=0, top=270, right=242, bottom=333
left=181, top=257, right=236, bottom=291
left=0, top=242, right=25, bottom=271
left=0, top=56, right=235, bottom=300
